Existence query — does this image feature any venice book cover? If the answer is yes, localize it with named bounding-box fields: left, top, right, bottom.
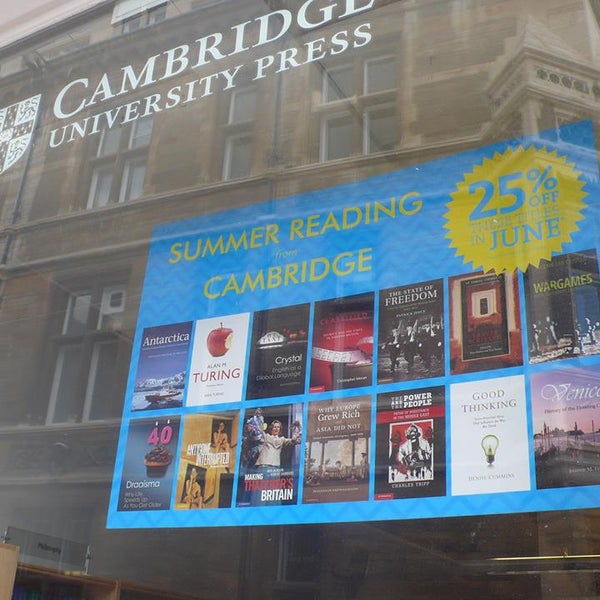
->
left=531, top=364, right=600, bottom=489
left=378, top=279, right=444, bottom=384
left=131, top=321, right=192, bottom=411
left=375, top=385, right=445, bottom=500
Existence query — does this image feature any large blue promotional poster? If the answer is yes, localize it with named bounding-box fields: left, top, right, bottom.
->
left=107, top=120, right=600, bottom=528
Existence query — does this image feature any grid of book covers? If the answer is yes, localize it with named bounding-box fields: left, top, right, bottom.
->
left=109, top=121, right=600, bottom=528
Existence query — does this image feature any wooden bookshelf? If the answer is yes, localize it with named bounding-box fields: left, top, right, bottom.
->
left=5, top=560, right=205, bottom=600
left=0, top=545, right=18, bottom=600
left=12, top=564, right=118, bottom=600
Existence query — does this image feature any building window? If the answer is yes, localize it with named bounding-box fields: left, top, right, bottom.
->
left=363, top=104, right=396, bottom=153
left=321, top=113, right=354, bottom=161
left=113, top=0, right=167, bottom=32
left=87, top=115, right=152, bottom=209
left=119, top=157, right=147, bottom=202
left=323, top=64, right=354, bottom=102
left=88, top=165, right=114, bottom=208
left=223, top=135, right=253, bottom=180
left=318, top=55, right=397, bottom=161
left=228, top=86, right=257, bottom=124
left=364, top=55, right=395, bottom=94
left=223, top=86, right=256, bottom=180
left=46, top=282, right=126, bottom=424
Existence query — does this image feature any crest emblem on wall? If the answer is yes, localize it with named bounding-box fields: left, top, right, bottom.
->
left=0, top=94, right=41, bottom=175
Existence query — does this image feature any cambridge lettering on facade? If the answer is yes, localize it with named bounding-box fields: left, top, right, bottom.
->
left=49, top=0, right=376, bottom=148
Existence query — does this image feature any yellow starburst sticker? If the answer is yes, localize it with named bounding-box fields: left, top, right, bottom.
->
left=444, top=146, right=587, bottom=273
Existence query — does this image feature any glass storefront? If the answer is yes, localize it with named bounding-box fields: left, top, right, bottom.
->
left=2, top=0, right=600, bottom=598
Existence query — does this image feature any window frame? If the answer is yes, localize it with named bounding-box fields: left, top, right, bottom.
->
left=86, top=115, right=153, bottom=209
left=223, top=133, right=254, bottom=180
left=320, top=111, right=356, bottom=162
left=46, top=281, right=127, bottom=425
left=317, top=53, right=398, bottom=162
left=362, top=102, right=397, bottom=154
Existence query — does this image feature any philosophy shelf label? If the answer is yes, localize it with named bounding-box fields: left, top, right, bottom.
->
left=107, top=120, right=600, bottom=529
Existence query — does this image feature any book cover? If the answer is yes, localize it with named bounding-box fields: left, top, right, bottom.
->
left=377, top=279, right=444, bottom=384
left=449, top=271, right=522, bottom=374
left=236, top=403, right=303, bottom=507
left=245, top=303, right=310, bottom=400
left=302, top=396, right=371, bottom=504
left=117, top=417, right=181, bottom=511
left=310, top=293, right=374, bottom=392
left=531, top=364, right=600, bottom=489
left=186, top=313, right=250, bottom=406
left=375, top=386, right=445, bottom=500
left=131, top=322, right=192, bottom=411
left=524, top=249, right=600, bottom=364
left=174, top=411, right=239, bottom=509
left=450, top=375, right=531, bottom=496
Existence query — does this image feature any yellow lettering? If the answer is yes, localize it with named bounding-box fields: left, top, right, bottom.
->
left=169, top=242, right=183, bottom=264
left=321, top=212, right=341, bottom=234
left=267, top=266, right=282, bottom=288
left=310, top=257, right=330, bottom=280
left=250, top=227, right=264, bottom=248
left=265, top=223, right=280, bottom=245
left=306, top=214, right=321, bottom=237
left=357, top=247, right=372, bottom=271
left=399, top=191, right=423, bottom=215
left=204, top=275, right=222, bottom=299
left=289, top=218, right=304, bottom=240
left=332, top=252, right=354, bottom=275
left=222, top=274, right=242, bottom=295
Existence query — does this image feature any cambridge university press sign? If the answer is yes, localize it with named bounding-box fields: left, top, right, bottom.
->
left=0, top=94, right=41, bottom=175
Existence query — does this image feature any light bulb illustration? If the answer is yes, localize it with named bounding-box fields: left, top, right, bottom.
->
left=481, top=434, right=499, bottom=466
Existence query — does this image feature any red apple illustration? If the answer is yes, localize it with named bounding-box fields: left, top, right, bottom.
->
left=207, top=322, right=233, bottom=357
